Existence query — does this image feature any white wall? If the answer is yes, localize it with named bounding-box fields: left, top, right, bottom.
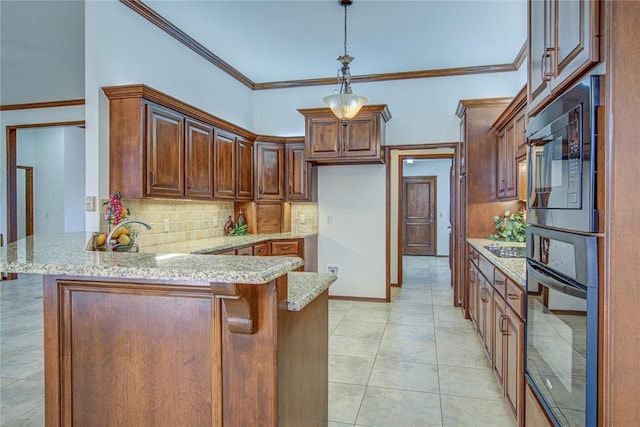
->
left=0, top=105, right=85, bottom=241
left=318, top=165, right=387, bottom=299
left=403, top=158, right=453, bottom=258
left=64, top=127, right=86, bottom=232
left=84, top=0, right=254, bottom=230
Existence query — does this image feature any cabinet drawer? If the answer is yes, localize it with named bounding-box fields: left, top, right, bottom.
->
left=270, top=240, right=299, bottom=256
left=478, top=253, right=494, bottom=282
left=253, top=243, right=269, bottom=256
left=493, top=269, right=507, bottom=299
left=216, top=249, right=237, bottom=256
left=505, top=278, right=525, bottom=319
left=236, top=246, right=253, bottom=256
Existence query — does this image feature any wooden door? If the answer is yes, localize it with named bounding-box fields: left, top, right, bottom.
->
left=256, top=142, right=285, bottom=201
left=236, top=138, right=254, bottom=200
left=214, top=131, right=236, bottom=199
left=343, top=113, right=377, bottom=158
left=16, top=166, right=34, bottom=238
left=402, top=176, right=436, bottom=256
left=145, top=104, right=184, bottom=198
left=185, top=119, right=214, bottom=199
left=306, top=116, right=341, bottom=159
left=468, top=261, right=479, bottom=326
left=286, top=142, right=309, bottom=201
left=458, top=174, right=467, bottom=315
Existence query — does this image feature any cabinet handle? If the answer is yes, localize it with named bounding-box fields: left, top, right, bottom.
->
left=507, top=293, right=519, bottom=300
left=279, top=246, right=291, bottom=250
left=542, top=47, right=555, bottom=82
left=480, top=288, right=490, bottom=303
left=498, top=315, right=505, bottom=334
left=502, top=316, right=509, bottom=336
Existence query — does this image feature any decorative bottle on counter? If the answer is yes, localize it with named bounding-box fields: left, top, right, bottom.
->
left=224, top=216, right=235, bottom=235
left=237, top=208, right=246, bottom=227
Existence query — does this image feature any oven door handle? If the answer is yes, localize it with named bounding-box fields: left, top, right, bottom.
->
left=527, top=261, right=587, bottom=300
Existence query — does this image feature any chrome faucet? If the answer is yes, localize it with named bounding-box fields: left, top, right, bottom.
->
left=106, top=219, right=152, bottom=252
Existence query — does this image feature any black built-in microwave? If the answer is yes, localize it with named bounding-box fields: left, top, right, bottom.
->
left=527, top=75, right=601, bottom=233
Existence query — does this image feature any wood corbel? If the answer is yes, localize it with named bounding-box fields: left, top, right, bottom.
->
left=212, top=283, right=259, bottom=334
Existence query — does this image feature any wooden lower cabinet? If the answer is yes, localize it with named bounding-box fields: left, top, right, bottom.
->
left=43, top=275, right=329, bottom=427
left=467, top=243, right=525, bottom=426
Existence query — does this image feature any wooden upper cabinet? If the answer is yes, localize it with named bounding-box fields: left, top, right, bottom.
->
left=286, top=141, right=315, bottom=202
left=214, top=131, right=236, bottom=199
left=298, top=105, right=391, bottom=165
left=493, top=87, right=526, bottom=201
left=528, top=0, right=600, bottom=116
left=236, top=138, right=254, bottom=200
left=185, top=119, right=214, bottom=199
left=145, top=103, right=185, bottom=198
left=104, top=85, right=259, bottom=201
left=255, top=141, right=285, bottom=201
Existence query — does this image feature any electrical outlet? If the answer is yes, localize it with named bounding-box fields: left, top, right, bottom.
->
left=213, top=216, right=218, bottom=227
left=299, top=214, right=306, bottom=224
left=327, top=215, right=333, bottom=224
left=84, top=196, right=96, bottom=212
left=163, top=219, right=170, bottom=233
left=326, top=264, right=339, bottom=276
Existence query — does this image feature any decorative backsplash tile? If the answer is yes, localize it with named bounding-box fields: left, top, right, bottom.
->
left=103, top=199, right=234, bottom=247
left=100, top=200, right=318, bottom=247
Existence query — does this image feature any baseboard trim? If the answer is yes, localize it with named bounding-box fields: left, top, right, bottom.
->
left=329, top=295, right=389, bottom=303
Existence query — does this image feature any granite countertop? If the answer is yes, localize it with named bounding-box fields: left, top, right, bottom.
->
left=0, top=231, right=335, bottom=312
left=142, top=232, right=317, bottom=255
left=287, top=272, right=336, bottom=311
left=0, top=232, right=303, bottom=284
left=467, top=238, right=526, bottom=286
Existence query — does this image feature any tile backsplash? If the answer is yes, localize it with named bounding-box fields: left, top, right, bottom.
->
left=103, top=199, right=318, bottom=247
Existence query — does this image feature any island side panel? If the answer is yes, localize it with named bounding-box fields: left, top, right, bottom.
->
left=43, top=276, right=221, bottom=427
left=220, top=278, right=282, bottom=426
left=277, top=288, right=329, bottom=427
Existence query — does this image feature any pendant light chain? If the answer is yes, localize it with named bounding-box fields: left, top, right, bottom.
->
left=343, top=4, right=348, bottom=57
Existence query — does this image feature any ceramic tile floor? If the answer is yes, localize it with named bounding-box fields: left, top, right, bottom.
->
left=0, top=257, right=515, bottom=426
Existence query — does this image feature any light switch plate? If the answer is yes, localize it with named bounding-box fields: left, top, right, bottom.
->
left=163, top=219, right=170, bottom=233
left=299, top=214, right=306, bottom=224
left=84, top=196, right=96, bottom=212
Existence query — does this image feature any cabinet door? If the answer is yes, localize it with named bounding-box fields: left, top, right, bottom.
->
left=528, top=0, right=553, bottom=115
left=236, top=138, right=254, bottom=200
left=468, top=262, right=479, bottom=327
left=514, top=111, right=527, bottom=159
left=286, top=142, right=310, bottom=201
left=255, top=142, right=285, bottom=201
left=505, top=306, right=524, bottom=422
left=479, top=278, right=493, bottom=362
left=213, top=131, right=236, bottom=199
left=553, top=0, right=600, bottom=94
left=459, top=116, right=466, bottom=175
left=343, top=113, right=379, bottom=159
left=145, top=104, right=184, bottom=198
left=185, top=119, right=214, bottom=199
left=306, top=116, right=341, bottom=159
left=497, top=130, right=507, bottom=198
left=493, top=295, right=507, bottom=389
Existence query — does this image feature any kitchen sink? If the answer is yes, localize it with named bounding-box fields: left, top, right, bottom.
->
left=85, top=232, right=139, bottom=252
left=484, top=243, right=526, bottom=258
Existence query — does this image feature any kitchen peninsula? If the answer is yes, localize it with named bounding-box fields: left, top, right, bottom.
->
left=0, top=232, right=335, bottom=426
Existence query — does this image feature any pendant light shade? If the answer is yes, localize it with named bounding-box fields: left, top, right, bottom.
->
left=323, top=93, right=368, bottom=122
left=324, top=0, right=366, bottom=124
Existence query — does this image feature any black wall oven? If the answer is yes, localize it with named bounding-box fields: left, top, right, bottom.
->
left=527, top=75, right=601, bottom=233
left=526, top=225, right=598, bottom=427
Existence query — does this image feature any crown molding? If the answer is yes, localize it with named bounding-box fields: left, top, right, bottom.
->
left=455, top=97, right=513, bottom=119
left=122, top=0, right=527, bottom=91
left=492, top=85, right=527, bottom=130
left=119, top=0, right=255, bottom=89
left=0, top=99, right=85, bottom=111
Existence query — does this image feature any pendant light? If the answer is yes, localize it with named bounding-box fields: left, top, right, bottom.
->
left=323, top=0, right=367, bottom=125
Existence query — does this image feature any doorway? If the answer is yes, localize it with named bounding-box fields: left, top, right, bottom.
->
left=6, top=121, right=86, bottom=245
left=402, top=176, right=436, bottom=256
left=16, top=165, right=34, bottom=238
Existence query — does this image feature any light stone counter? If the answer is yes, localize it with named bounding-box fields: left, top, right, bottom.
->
left=1, top=232, right=335, bottom=311
left=141, top=232, right=318, bottom=254
left=467, top=238, right=526, bottom=286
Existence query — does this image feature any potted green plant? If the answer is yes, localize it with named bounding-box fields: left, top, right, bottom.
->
left=488, top=208, right=527, bottom=242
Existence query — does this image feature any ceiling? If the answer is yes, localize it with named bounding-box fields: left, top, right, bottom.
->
left=0, top=0, right=527, bottom=105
